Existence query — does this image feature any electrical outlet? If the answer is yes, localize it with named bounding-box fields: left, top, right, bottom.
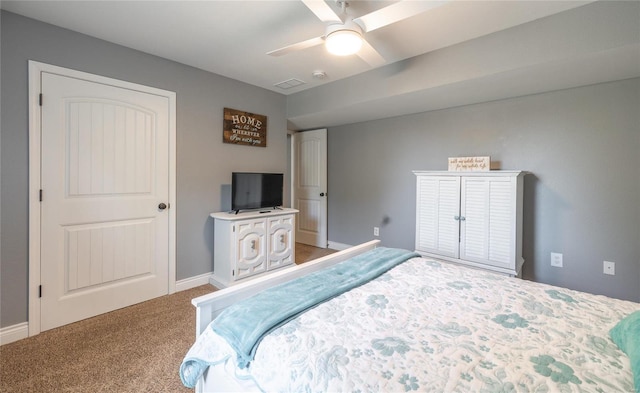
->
left=373, top=227, right=379, bottom=237
left=550, top=252, right=563, bottom=267
left=603, top=261, right=615, bottom=275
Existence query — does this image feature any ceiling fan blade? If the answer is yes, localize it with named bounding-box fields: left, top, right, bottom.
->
left=357, top=39, right=386, bottom=67
left=354, top=1, right=448, bottom=32
left=266, top=36, right=325, bottom=57
left=301, top=0, right=343, bottom=23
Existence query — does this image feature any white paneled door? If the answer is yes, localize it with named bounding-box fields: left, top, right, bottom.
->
left=39, top=71, right=172, bottom=331
left=293, top=129, right=327, bottom=247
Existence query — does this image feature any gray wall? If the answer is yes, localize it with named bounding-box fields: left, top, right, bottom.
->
left=328, top=78, right=640, bottom=302
left=0, top=11, right=287, bottom=327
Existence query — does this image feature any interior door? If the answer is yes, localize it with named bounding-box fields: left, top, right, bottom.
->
left=40, top=72, right=170, bottom=331
left=293, top=129, right=327, bottom=247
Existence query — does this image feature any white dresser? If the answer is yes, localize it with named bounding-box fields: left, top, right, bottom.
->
left=414, top=171, right=525, bottom=276
left=210, top=208, right=298, bottom=288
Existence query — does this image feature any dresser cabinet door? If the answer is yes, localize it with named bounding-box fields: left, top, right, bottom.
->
left=234, top=219, right=267, bottom=280
left=267, top=215, right=295, bottom=270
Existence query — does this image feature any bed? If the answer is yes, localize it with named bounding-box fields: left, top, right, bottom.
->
left=181, top=240, right=640, bottom=392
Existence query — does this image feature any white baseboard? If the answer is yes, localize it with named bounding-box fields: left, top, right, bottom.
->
left=0, top=322, right=29, bottom=346
left=176, top=272, right=215, bottom=292
left=327, top=241, right=353, bottom=251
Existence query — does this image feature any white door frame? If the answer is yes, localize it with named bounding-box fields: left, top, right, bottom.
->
left=292, top=129, right=328, bottom=248
left=28, top=61, right=177, bottom=336
left=288, top=131, right=295, bottom=208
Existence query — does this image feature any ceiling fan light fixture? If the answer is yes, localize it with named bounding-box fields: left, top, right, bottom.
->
left=326, top=29, right=362, bottom=56
left=325, top=20, right=363, bottom=56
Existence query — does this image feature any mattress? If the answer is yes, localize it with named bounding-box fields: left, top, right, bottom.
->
left=185, top=256, right=639, bottom=392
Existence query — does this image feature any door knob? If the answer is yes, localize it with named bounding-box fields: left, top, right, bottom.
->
left=320, top=192, right=325, bottom=197
left=158, top=203, right=167, bottom=210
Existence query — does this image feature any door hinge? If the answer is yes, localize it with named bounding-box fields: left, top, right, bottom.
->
left=39, top=189, right=43, bottom=202
left=39, top=285, right=42, bottom=298
left=39, top=93, right=43, bottom=106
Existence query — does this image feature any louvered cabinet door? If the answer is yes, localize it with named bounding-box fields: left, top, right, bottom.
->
left=460, top=177, right=515, bottom=270
left=415, top=175, right=460, bottom=258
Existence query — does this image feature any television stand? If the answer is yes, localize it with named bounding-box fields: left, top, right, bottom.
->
left=209, top=208, right=299, bottom=288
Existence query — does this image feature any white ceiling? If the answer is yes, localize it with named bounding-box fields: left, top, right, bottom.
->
left=1, top=0, right=598, bottom=95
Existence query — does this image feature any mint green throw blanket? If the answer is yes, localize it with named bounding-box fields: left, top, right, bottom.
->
left=211, top=247, right=419, bottom=369
left=610, top=310, right=640, bottom=393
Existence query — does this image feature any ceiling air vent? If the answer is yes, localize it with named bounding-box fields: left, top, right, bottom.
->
left=274, top=78, right=306, bottom=90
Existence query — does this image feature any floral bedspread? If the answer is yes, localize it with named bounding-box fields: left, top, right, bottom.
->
left=238, top=257, right=638, bottom=392
left=184, top=257, right=639, bottom=392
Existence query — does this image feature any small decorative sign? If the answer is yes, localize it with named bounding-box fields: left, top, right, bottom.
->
left=223, top=108, right=267, bottom=147
left=448, top=156, right=491, bottom=171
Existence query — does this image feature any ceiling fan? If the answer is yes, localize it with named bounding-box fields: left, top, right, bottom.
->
left=267, top=0, right=446, bottom=67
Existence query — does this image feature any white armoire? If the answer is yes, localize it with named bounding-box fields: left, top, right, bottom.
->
left=414, top=171, right=526, bottom=276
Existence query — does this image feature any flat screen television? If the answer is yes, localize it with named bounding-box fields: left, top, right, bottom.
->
left=231, top=172, right=284, bottom=213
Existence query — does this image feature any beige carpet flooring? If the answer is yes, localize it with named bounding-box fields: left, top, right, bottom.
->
left=0, top=243, right=336, bottom=392
left=0, top=285, right=214, bottom=393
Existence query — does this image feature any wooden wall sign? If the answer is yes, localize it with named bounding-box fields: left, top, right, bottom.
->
left=223, top=108, right=267, bottom=147
left=448, top=156, right=491, bottom=171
